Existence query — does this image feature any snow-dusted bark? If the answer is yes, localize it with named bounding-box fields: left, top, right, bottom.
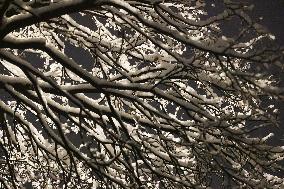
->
left=0, top=0, right=283, bottom=188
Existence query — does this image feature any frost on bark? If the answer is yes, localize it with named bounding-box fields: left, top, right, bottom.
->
left=0, top=0, right=283, bottom=188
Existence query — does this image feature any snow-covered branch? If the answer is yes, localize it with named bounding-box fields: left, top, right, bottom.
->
left=0, top=0, right=283, bottom=188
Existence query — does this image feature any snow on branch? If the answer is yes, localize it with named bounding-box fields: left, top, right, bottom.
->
left=0, top=0, right=283, bottom=188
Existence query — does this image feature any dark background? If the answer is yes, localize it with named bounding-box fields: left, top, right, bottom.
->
left=251, top=0, right=284, bottom=44
left=251, top=0, right=284, bottom=144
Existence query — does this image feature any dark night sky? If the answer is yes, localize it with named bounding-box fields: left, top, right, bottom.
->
left=251, top=0, right=284, bottom=145
left=250, top=0, right=284, bottom=45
